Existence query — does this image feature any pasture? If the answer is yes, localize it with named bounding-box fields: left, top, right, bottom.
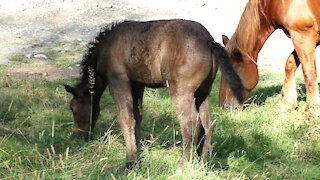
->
left=1, top=0, right=320, bottom=179
left=0, top=54, right=319, bottom=179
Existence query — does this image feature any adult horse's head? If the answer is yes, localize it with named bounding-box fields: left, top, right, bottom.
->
left=64, top=84, right=100, bottom=140
left=220, top=0, right=320, bottom=111
left=219, top=0, right=265, bottom=108
left=219, top=35, right=259, bottom=108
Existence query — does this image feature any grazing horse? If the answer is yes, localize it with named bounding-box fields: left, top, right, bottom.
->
left=219, top=0, right=320, bottom=111
left=64, top=19, right=244, bottom=171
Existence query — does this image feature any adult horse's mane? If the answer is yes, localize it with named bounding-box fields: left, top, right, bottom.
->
left=79, top=21, right=122, bottom=85
left=227, top=0, right=265, bottom=53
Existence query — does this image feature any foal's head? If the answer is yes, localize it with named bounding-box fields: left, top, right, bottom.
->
left=64, top=84, right=100, bottom=140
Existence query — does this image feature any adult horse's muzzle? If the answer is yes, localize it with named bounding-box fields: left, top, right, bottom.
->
left=219, top=85, right=245, bottom=109
left=222, top=98, right=243, bottom=109
left=219, top=88, right=251, bottom=109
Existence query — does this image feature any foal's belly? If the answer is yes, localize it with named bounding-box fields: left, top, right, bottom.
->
left=126, top=44, right=165, bottom=86
left=131, top=80, right=164, bottom=88
left=127, top=60, right=164, bottom=86
left=129, top=72, right=163, bottom=86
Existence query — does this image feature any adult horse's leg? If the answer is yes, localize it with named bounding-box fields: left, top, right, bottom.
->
left=290, top=31, right=319, bottom=112
left=280, top=50, right=300, bottom=111
left=131, top=84, right=144, bottom=154
left=109, top=78, right=138, bottom=170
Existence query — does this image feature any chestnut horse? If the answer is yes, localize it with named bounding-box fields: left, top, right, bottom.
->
left=219, top=0, right=320, bottom=110
left=64, top=19, right=244, bottom=171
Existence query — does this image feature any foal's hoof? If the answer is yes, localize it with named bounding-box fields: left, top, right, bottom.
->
left=125, top=162, right=134, bottom=172
left=125, top=161, right=138, bottom=172
left=175, top=159, right=186, bottom=175
left=176, top=165, right=184, bottom=175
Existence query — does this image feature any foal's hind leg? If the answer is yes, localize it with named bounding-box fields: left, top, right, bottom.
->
left=195, top=96, right=213, bottom=163
left=132, top=85, right=144, bottom=153
left=109, top=78, right=138, bottom=170
left=169, top=87, right=199, bottom=172
left=280, top=50, right=300, bottom=111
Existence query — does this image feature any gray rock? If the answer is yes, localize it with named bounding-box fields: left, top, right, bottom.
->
left=34, top=54, right=48, bottom=59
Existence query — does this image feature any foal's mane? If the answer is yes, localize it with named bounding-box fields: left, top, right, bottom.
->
left=226, top=0, right=265, bottom=54
left=79, top=22, right=122, bottom=86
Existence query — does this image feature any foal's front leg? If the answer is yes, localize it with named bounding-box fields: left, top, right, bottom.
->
left=109, top=79, right=138, bottom=170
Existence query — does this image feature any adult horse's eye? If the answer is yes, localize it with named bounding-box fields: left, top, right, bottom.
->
left=232, top=51, right=242, bottom=61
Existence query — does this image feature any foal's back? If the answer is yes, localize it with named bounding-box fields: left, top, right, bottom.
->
left=97, top=19, right=214, bottom=87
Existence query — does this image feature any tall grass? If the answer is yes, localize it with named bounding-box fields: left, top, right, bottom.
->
left=0, top=67, right=319, bottom=179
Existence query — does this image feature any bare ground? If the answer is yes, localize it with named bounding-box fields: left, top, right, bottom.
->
left=1, top=0, right=318, bottom=80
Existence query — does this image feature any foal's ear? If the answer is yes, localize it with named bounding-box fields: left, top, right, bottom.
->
left=222, top=35, right=230, bottom=46
left=64, top=84, right=76, bottom=95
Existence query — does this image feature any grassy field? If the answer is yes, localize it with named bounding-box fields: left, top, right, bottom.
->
left=0, top=62, right=320, bottom=179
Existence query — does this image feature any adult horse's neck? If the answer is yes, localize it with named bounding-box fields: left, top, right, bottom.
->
left=227, top=0, right=275, bottom=62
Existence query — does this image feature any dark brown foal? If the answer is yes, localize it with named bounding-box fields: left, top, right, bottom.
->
left=64, top=19, right=244, bottom=171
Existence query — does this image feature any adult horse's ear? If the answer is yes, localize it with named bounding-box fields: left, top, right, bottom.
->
left=64, top=84, right=76, bottom=95
left=222, top=35, right=230, bottom=46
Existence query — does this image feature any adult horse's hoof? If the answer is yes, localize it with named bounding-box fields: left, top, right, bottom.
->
left=304, top=104, right=320, bottom=120
left=279, top=99, right=297, bottom=112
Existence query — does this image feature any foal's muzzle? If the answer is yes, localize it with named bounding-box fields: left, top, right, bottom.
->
left=71, top=128, right=90, bottom=140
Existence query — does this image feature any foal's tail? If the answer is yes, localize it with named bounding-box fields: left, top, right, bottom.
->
left=209, top=41, right=244, bottom=104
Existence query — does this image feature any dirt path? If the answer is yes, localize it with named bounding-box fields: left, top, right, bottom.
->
left=0, top=0, right=247, bottom=62
left=1, top=0, right=318, bottom=80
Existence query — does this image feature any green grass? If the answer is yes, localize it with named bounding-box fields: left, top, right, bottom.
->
left=0, top=68, right=320, bottom=179
left=8, top=42, right=85, bottom=67
left=44, top=42, right=85, bottom=66
left=9, top=55, right=28, bottom=63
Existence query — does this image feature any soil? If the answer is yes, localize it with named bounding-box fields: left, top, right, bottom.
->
left=1, top=0, right=317, bottom=80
